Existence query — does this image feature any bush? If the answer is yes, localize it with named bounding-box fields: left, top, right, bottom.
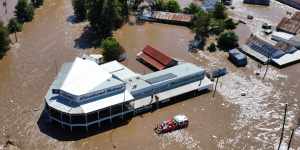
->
left=8, top=18, right=23, bottom=33
left=0, top=23, right=10, bottom=57
left=208, top=43, right=217, bottom=52
left=72, top=0, right=87, bottom=21
left=217, top=31, right=238, bottom=51
left=101, top=37, right=124, bottom=62
left=15, top=0, right=35, bottom=23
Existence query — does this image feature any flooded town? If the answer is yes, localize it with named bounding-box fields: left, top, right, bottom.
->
left=0, top=0, right=300, bottom=150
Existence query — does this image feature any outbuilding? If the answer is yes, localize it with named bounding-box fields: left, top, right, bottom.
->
left=229, top=49, right=247, bottom=66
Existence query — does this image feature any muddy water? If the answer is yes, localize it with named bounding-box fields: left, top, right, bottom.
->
left=0, top=0, right=300, bottom=150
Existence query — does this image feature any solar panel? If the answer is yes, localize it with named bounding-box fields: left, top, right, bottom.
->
left=145, top=73, right=177, bottom=84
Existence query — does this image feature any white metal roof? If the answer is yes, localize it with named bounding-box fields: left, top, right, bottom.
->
left=81, top=90, right=134, bottom=113
left=99, top=61, right=138, bottom=80
left=272, top=50, right=300, bottom=66
left=60, top=57, right=112, bottom=96
left=272, top=31, right=294, bottom=41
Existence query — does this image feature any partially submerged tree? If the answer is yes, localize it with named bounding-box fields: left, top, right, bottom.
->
left=209, top=19, right=225, bottom=35
left=72, top=0, right=87, bottom=21
left=7, top=18, right=23, bottom=42
left=0, top=23, right=10, bottom=57
left=15, top=0, right=35, bottom=23
left=217, top=31, right=238, bottom=51
left=101, top=37, right=124, bottom=62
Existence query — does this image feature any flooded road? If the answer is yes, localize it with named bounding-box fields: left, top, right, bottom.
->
left=0, top=0, right=300, bottom=150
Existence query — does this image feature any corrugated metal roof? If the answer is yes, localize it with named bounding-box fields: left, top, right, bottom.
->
left=151, top=11, right=193, bottom=23
left=137, top=45, right=177, bottom=70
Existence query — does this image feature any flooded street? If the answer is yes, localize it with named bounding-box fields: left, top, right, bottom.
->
left=0, top=0, right=300, bottom=150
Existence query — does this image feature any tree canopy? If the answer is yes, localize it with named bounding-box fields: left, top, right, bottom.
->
left=8, top=18, right=23, bottom=34
left=183, top=3, right=202, bottom=14
left=213, top=2, right=227, bottom=19
left=101, top=37, right=124, bottom=62
left=165, top=0, right=181, bottom=13
left=15, top=0, right=35, bottom=23
left=72, top=0, right=87, bottom=21
left=217, top=31, right=238, bottom=51
left=31, top=0, right=44, bottom=8
left=87, top=0, right=128, bottom=39
left=0, top=23, right=10, bottom=57
left=192, top=11, right=210, bottom=39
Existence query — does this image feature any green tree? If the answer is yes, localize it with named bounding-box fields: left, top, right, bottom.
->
left=209, top=19, right=225, bottom=35
left=153, top=0, right=166, bottom=11
left=0, top=23, right=10, bottom=57
left=207, top=43, right=217, bottom=52
left=165, top=0, right=181, bottom=13
left=217, top=31, right=238, bottom=51
left=88, top=0, right=126, bottom=39
left=183, top=3, right=202, bottom=14
left=101, top=37, right=124, bottom=62
left=213, top=2, right=227, bottom=19
left=224, top=18, right=237, bottom=30
left=31, top=0, right=44, bottom=7
left=72, top=0, right=87, bottom=21
left=7, top=18, right=23, bottom=42
left=192, top=11, right=210, bottom=39
left=15, top=0, right=35, bottom=23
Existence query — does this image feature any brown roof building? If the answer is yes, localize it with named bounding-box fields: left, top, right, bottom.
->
left=137, top=45, right=178, bottom=70
left=277, top=12, right=300, bottom=35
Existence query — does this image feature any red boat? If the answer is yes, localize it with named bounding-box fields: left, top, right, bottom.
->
left=154, top=115, right=189, bottom=134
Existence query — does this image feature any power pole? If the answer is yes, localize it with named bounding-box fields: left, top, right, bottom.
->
left=263, top=56, right=270, bottom=80
left=287, top=128, right=295, bottom=150
left=213, top=77, right=219, bottom=97
left=277, top=104, right=288, bottom=150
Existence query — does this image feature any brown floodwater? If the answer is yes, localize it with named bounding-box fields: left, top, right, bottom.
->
left=0, top=0, right=300, bottom=150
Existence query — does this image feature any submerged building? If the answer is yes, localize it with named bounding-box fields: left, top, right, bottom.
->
left=44, top=57, right=213, bottom=130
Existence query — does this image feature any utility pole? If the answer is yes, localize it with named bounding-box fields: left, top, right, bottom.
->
left=213, top=77, right=219, bottom=97
left=263, top=56, right=270, bottom=80
left=287, top=128, right=295, bottom=150
left=277, top=104, right=288, bottom=150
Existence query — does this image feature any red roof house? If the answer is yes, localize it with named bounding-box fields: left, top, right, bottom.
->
left=137, top=45, right=178, bottom=70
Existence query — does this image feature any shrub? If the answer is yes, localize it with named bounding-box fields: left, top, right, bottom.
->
left=101, top=37, right=124, bottom=62
left=217, top=31, right=238, bottom=51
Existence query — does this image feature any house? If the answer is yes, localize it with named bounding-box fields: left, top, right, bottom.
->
left=137, top=45, right=178, bottom=70
left=229, top=49, right=248, bottom=66
left=243, top=0, right=270, bottom=6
